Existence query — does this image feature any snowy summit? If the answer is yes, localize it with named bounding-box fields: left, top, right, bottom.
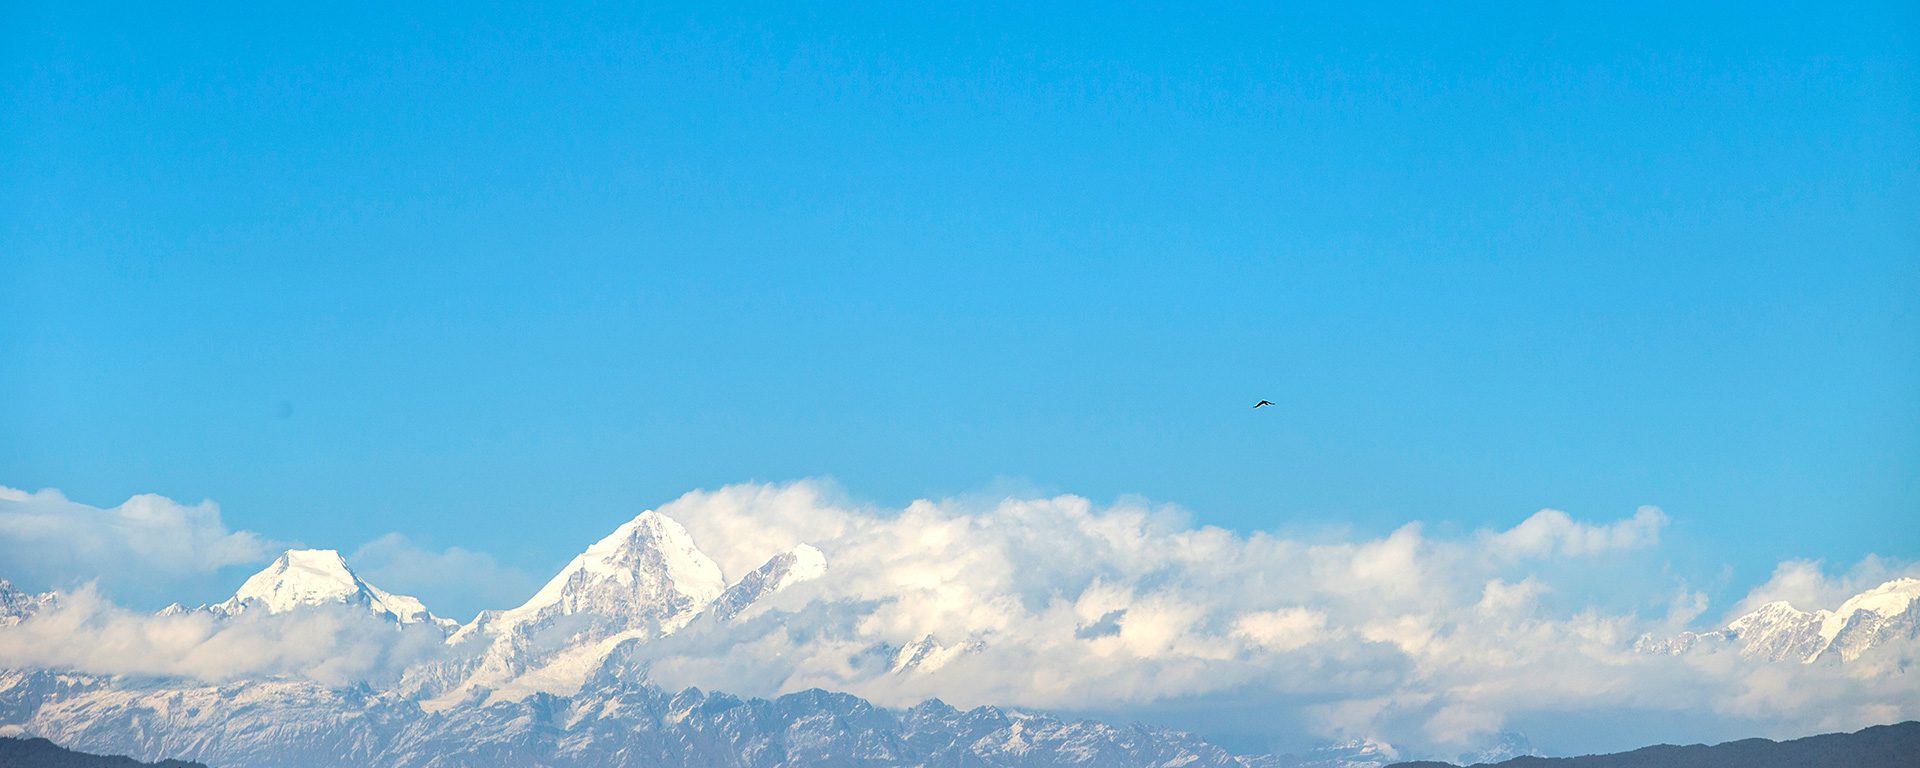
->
left=214, top=549, right=450, bottom=627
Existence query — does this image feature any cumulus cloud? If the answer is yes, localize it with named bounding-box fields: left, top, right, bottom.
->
left=1483, top=506, right=1668, bottom=559
left=640, top=483, right=1915, bottom=756
left=3, top=480, right=1914, bottom=759
left=1233, top=607, right=1331, bottom=652
left=349, top=534, right=542, bottom=623
left=0, top=585, right=447, bottom=686
left=0, top=486, right=275, bottom=598
left=1728, top=556, right=1920, bottom=618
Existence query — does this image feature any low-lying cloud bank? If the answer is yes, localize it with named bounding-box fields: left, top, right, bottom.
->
left=0, top=586, right=447, bottom=687
left=1, top=481, right=1915, bottom=756
left=641, top=484, right=1917, bottom=752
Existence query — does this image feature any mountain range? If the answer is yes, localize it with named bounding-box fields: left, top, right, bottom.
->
left=2, top=507, right=1916, bottom=767
left=1634, top=577, right=1920, bottom=663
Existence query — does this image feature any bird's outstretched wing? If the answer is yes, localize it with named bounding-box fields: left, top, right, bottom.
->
left=1254, top=400, right=1275, bottom=408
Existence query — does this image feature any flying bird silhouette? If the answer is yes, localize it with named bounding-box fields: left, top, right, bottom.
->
left=1253, top=400, right=1275, bottom=409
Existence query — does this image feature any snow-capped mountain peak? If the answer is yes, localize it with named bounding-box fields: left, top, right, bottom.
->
left=1638, top=577, right=1920, bottom=663
left=214, top=549, right=446, bottom=626
left=1816, top=577, right=1919, bottom=662
left=709, top=544, right=827, bottom=622
left=1827, top=577, right=1919, bottom=624
left=766, top=543, right=826, bottom=590
left=490, top=510, right=724, bottom=632
left=892, top=634, right=984, bottom=673
left=428, top=510, right=729, bottom=706
left=1721, top=600, right=1827, bottom=661
left=225, top=549, right=361, bottom=611
left=0, top=580, right=55, bottom=627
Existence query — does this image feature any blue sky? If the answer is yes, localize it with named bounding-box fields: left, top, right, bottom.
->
left=3, top=2, right=1916, bottom=610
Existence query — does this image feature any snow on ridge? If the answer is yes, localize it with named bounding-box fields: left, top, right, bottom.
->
left=224, top=549, right=360, bottom=612
left=892, top=634, right=984, bottom=674
left=0, top=579, right=55, bottom=627
left=214, top=548, right=447, bottom=626
left=489, top=509, right=725, bottom=632
left=0, top=667, right=1280, bottom=768
left=707, top=543, right=828, bottom=623
left=1828, top=577, right=1919, bottom=623
left=426, top=509, right=744, bottom=708
left=1815, top=576, right=1920, bottom=661
left=1638, top=576, right=1920, bottom=663
left=778, top=543, right=827, bottom=589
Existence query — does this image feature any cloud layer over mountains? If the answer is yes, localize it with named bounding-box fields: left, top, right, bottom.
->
left=639, top=484, right=1916, bottom=751
left=2, top=481, right=1915, bottom=756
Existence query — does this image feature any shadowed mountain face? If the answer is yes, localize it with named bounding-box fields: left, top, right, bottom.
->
left=0, top=737, right=205, bottom=768
left=1389, top=721, right=1920, bottom=768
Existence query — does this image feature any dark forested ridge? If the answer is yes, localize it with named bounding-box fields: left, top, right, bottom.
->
left=3, top=721, right=1914, bottom=768
left=1392, top=721, right=1919, bottom=768
left=0, top=737, right=205, bottom=768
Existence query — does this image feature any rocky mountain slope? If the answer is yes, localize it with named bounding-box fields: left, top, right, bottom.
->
left=0, top=580, right=55, bottom=627
left=414, top=511, right=824, bottom=708
left=0, top=667, right=1281, bottom=768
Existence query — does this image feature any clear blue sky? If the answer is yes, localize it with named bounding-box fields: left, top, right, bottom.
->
left=4, top=2, right=1915, bottom=604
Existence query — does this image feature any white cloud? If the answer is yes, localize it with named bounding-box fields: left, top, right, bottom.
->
left=2, top=480, right=1913, bottom=759
left=641, top=483, right=1916, bottom=756
left=0, top=486, right=275, bottom=598
left=1728, top=556, right=1920, bottom=619
left=1234, top=607, right=1330, bottom=652
left=1484, top=506, right=1668, bottom=559
left=1476, top=578, right=1548, bottom=617
left=0, top=585, right=447, bottom=686
left=349, top=534, right=541, bottom=623
left=1663, top=587, right=1711, bottom=628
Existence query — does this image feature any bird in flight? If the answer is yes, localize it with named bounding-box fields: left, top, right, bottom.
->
left=1253, top=400, right=1275, bottom=409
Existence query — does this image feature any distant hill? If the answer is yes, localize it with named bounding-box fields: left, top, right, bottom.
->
left=1391, top=721, right=1919, bottom=768
left=0, top=737, right=205, bottom=768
